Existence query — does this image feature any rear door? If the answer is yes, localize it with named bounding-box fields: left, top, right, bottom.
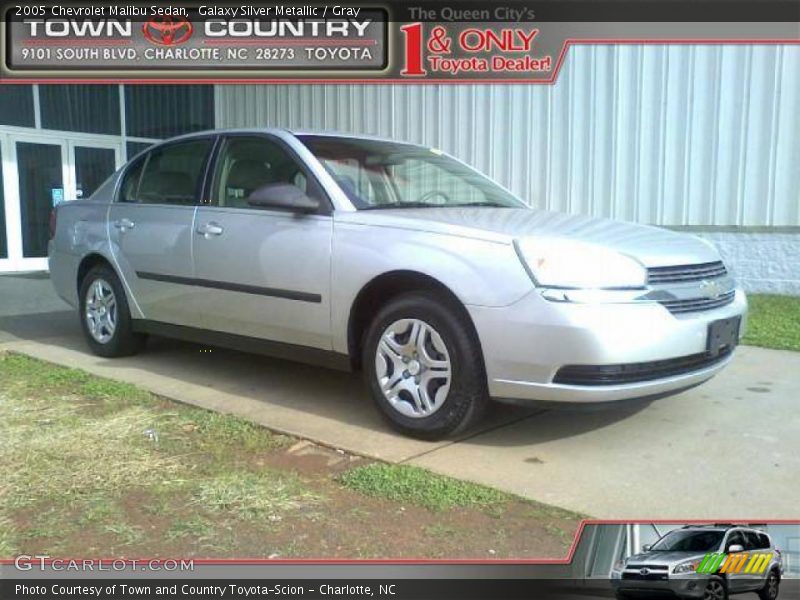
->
left=191, top=133, right=333, bottom=349
left=741, top=531, right=772, bottom=590
left=108, top=136, right=215, bottom=326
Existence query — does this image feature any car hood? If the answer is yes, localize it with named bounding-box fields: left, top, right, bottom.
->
left=627, top=551, right=707, bottom=566
left=342, top=207, right=720, bottom=268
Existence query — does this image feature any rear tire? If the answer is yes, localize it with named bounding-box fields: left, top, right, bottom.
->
left=79, top=265, right=145, bottom=358
left=758, top=570, right=780, bottom=600
left=362, top=291, right=488, bottom=440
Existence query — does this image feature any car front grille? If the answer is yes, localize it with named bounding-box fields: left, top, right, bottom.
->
left=621, top=571, right=669, bottom=581
left=622, top=564, right=670, bottom=580
left=645, top=260, right=735, bottom=314
left=658, top=290, right=736, bottom=314
left=647, top=261, right=727, bottom=284
left=553, top=347, right=734, bottom=386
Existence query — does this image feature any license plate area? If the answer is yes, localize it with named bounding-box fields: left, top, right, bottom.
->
left=707, top=316, right=741, bottom=356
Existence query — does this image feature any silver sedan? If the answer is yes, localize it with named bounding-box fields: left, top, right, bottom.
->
left=49, top=129, right=747, bottom=439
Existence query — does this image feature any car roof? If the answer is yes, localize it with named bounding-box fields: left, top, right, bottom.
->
left=288, top=129, right=426, bottom=146
left=150, top=128, right=428, bottom=149
left=678, top=524, right=769, bottom=535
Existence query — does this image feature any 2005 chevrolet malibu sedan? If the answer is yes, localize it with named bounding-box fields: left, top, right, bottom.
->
left=49, top=129, right=747, bottom=439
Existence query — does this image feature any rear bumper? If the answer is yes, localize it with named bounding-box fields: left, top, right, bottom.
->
left=48, top=243, right=80, bottom=308
left=468, top=287, right=747, bottom=403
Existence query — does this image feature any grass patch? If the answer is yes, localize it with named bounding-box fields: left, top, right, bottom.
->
left=339, top=464, right=510, bottom=512
left=1, top=394, right=184, bottom=509
left=77, top=496, right=120, bottom=526
left=0, top=351, right=313, bottom=554
left=173, top=410, right=291, bottom=456
left=190, top=471, right=320, bottom=518
left=104, top=523, right=144, bottom=546
left=743, top=294, right=800, bottom=352
left=0, top=516, right=18, bottom=556
left=166, top=516, right=214, bottom=542
left=0, top=350, right=582, bottom=559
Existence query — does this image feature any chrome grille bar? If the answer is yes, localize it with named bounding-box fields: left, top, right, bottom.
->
left=648, top=261, right=727, bottom=284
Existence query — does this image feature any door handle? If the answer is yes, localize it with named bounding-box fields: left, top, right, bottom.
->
left=197, top=222, right=224, bottom=237
left=113, top=218, right=135, bottom=231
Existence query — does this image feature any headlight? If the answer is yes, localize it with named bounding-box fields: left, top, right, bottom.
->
left=515, top=238, right=647, bottom=290
left=613, top=559, right=627, bottom=571
left=673, top=559, right=701, bottom=574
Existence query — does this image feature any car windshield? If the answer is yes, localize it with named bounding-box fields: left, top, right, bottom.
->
left=298, top=135, right=525, bottom=210
left=649, top=530, right=725, bottom=552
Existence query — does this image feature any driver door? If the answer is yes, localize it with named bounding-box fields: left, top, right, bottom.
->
left=723, top=530, right=749, bottom=593
left=191, top=134, right=333, bottom=350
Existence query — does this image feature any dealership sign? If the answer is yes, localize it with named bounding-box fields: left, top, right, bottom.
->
left=5, top=4, right=387, bottom=71
left=2, top=2, right=799, bottom=80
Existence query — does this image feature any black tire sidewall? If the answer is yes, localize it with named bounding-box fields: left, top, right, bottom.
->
left=760, top=570, right=780, bottom=600
left=362, top=291, right=487, bottom=439
left=705, top=576, right=728, bottom=600
left=78, top=265, right=142, bottom=357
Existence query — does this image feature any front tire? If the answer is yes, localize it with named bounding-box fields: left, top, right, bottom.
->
left=362, top=291, right=488, bottom=440
left=703, top=576, right=728, bottom=600
left=79, top=265, right=145, bottom=358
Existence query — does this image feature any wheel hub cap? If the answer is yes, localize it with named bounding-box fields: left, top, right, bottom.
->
left=85, top=279, right=117, bottom=344
left=375, top=318, right=452, bottom=419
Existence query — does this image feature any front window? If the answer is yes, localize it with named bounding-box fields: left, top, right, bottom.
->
left=298, top=135, right=524, bottom=210
left=210, top=136, right=311, bottom=209
left=649, top=530, right=725, bottom=552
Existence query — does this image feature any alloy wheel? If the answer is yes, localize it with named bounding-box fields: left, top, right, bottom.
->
left=767, top=573, right=778, bottom=600
left=85, top=278, right=117, bottom=344
left=374, top=318, right=452, bottom=418
left=704, top=580, right=726, bottom=600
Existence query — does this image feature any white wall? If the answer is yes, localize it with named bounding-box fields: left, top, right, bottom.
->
left=216, top=44, right=800, bottom=228
left=693, top=231, right=800, bottom=294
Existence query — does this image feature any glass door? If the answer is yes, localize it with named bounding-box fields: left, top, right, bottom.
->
left=0, top=135, right=121, bottom=273
left=18, top=141, right=65, bottom=262
left=0, top=135, right=68, bottom=272
left=0, top=142, right=8, bottom=264
left=69, top=141, right=120, bottom=201
left=0, top=134, right=11, bottom=272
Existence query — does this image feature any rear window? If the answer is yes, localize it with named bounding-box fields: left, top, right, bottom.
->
left=119, top=157, right=146, bottom=203
left=126, top=138, right=212, bottom=205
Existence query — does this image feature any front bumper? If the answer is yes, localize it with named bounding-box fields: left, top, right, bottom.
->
left=468, top=287, right=747, bottom=403
left=610, top=572, right=708, bottom=599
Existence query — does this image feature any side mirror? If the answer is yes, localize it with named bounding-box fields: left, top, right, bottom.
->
left=247, top=183, right=320, bottom=213
left=728, top=544, right=744, bottom=553
left=642, top=544, right=652, bottom=552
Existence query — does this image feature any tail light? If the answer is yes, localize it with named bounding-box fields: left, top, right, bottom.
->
left=49, top=208, right=57, bottom=240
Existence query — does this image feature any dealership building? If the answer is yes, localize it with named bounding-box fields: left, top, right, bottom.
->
left=1, top=45, right=798, bottom=292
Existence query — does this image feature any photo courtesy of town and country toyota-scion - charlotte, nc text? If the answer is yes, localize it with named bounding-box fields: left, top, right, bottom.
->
left=14, top=583, right=394, bottom=598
